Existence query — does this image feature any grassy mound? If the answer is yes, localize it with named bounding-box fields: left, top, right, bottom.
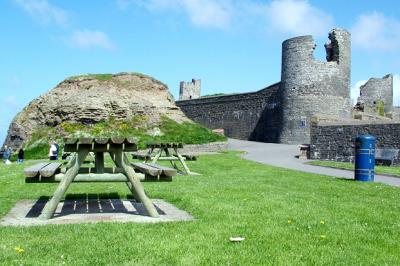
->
left=23, top=116, right=226, bottom=159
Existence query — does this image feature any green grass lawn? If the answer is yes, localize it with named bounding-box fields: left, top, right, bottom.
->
left=307, top=160, right=400, bottom=177
left=1, top=153, right=400, bottom=265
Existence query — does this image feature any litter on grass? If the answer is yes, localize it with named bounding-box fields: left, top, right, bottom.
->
left=230, top=237, right=245, bottom=242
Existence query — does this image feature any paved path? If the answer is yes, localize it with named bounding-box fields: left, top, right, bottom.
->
left=228, top=138, right=400, bottom=187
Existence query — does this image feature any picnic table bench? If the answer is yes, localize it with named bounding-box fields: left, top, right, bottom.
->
left=375, top=148, right=399, bottom=166
left=24, top=137, right=177, bottom=220
left=134, top=142, right=197, bottom=175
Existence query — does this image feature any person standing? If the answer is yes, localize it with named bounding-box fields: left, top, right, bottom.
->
left=3, top=145, right=12, bottom=164
left=17, top=148, right=24, bottom=163
left=54, top=140, right=59, bottom=160
left=49, top=141, right=58, bottom=161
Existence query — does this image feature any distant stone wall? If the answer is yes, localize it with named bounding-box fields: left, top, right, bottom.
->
left=176, top=83, right=282, bottom=142
left=394, top=107, right=400, bottom=120
left=310, top=120, right=400, bottom=162
left=357, top=74, right=393, bottom=114
left=180, top=141, right=228, bottom=154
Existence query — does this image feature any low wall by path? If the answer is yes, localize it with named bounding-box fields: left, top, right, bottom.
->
left=179, top=141, right=227, bottom=154
left=310, top=120, right=400, bottom=163
left=135, top=141, right=228, bottom=155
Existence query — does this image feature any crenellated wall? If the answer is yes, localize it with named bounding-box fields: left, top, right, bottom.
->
left=179, top=79, right=201, bottom=100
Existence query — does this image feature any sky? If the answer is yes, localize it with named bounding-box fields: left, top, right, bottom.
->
left=1, top=0, right=400, bottom=143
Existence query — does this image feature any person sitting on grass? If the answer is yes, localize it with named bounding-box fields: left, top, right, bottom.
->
left=49, top=141, right=58, bottom=161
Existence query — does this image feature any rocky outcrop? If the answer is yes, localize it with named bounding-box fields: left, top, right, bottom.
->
left=4, top=73, right=190, bottom=149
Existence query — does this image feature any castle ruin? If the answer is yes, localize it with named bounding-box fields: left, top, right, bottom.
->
left=177, top=28, right=398, bottom=148
left=356, top=74, right=393, bottom=116
left=179, top=79, right=201, bottom=100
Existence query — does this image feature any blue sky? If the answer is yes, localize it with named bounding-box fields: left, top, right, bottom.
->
left=1, top=0, right=400, bottom=143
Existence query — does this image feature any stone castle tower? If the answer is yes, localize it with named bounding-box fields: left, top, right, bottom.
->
left=279, top=28, right=353, bottom=144
left=179, top=79, right=201, bottom=100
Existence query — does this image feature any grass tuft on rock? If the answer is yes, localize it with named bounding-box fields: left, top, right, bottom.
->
left=68, top=73, right=113, bottom=81
left=22, top=116, right=226, bottom=159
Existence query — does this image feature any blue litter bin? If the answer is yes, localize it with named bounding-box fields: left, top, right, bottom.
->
left=354, top=135, right=376, bottom=182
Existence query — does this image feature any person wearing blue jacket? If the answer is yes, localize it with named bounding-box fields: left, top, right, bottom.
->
left=3, top=145, right=12, bottom=163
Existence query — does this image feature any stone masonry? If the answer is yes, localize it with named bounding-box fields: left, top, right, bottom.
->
left=179, top=79, right=201, bottom=100
left=310, top=120, right=400, bottom=164
left=177, top=83, right=281, bottom=142
left=357, top=74, right=393, bottom=115
left=279, top=29, right=352, bottom=144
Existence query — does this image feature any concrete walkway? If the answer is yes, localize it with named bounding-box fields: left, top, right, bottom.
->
left=228, top=138, right=400, bottom=187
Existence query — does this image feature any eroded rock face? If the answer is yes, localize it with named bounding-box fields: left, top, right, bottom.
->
left=4, top=73, right=190, bottom=149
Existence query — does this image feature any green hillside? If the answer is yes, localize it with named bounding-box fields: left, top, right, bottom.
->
left=22, top=116, right=226, bottom=159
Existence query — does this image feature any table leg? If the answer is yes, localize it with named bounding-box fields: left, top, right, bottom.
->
left=95, top=152, right=104, bottom=173
left=65, top=153, right=77, bottom=170
left=174, top=148, right=192, bottom=175
left=151, top=148, right=162, bottom=164
left=165, top=148, right=178, bottom=169
left=125, top=182, right=140, bottom=202
left=111, top=151, right=159, bottom=218
left=145, top=147, right=154, bottom=163
left=39, top=149, right=89, bottom=219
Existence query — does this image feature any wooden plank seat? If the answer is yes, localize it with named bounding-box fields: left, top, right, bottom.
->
left=145, top=163, right=177, bottom=177
left=132, top=162, right=177, bottom=181
left=375, top=148, right=399, bottom=166
left=24, top=162, right=63, bottom=181
left=132, top=162, right=162, bottom=176
left=40, top=163, right=63, bottom=177
left=24, top=162, right=51, bottom=178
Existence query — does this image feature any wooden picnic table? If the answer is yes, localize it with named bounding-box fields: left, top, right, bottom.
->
left=36, top=137, right=159, bottom=219
left=143, top=142, right=194, bottom=175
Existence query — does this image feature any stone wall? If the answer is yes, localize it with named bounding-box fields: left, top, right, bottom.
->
left=357, top=74, right=393, bottom=114
left=176, top=83, right=282, bottom=142
left=279, top=29, right=352, bottom=144
left=179, top=141, right=228, bottom=154
left=310, top=120, right=400, bottom=162
left=179, top=79, right=201, bottom=100
left=393, top=107, right=400, bottom=120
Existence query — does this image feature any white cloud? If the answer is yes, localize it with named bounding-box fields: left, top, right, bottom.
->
left=352, top=11, right=400, bottom=50
left=135, top=0, right=233, bottom=29
left=182, top=0, right=233, bottom=29
left=394, top=74, right=400, bottom=106
left=14, top=0, right=68, bottom=26
left=68, top=29, right=115, bottom=50
left=126, top=0, right=335, bottom=34
left=264, top=0, right=333, bottom=37
left=351, top=80, right=367, bottom=105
